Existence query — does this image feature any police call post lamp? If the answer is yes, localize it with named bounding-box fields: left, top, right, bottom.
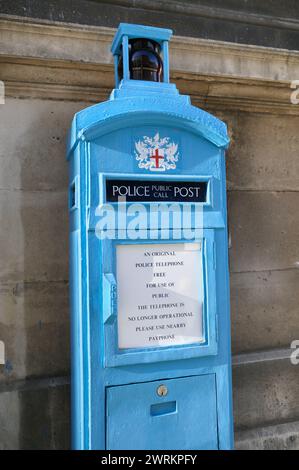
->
left=67, top=23, right=233, bottom=450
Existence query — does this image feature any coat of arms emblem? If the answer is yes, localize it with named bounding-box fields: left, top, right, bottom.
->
left=135, top=133, right=179, bottom=172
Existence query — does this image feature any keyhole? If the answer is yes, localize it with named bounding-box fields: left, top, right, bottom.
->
left=157, top=384, right=168, bottom=397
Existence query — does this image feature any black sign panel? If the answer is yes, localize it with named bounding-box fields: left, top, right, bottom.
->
left=106, top=179, right=208, bottom=203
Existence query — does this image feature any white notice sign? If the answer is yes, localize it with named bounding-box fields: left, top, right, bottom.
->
left=117, top=243, right=204, bottom=349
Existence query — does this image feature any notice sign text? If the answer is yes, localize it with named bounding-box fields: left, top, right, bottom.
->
left=117, top=242, right=204, bottom=349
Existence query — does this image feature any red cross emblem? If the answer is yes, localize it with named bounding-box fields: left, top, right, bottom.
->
left=150, top=148, right=164, bottom=168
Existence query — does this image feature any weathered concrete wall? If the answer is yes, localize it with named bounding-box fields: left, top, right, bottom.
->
left=0, top=99, right=88, bottom=449
left=225, top=113, right=299, bottom=354
left=1, top=15, right=299, bottom=449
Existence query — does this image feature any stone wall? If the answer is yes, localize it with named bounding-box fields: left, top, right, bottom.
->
left=1, top=13, right=299, bottom=449
left=2, top=0, right=299, bottom=49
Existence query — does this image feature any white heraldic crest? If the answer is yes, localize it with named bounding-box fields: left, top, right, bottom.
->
left=135, top=133, right=179, bottom=172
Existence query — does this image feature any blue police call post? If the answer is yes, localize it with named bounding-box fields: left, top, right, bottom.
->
left=67, top=23, right=233, bottom=450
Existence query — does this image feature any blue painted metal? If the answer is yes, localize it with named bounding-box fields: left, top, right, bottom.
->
left=67, top=23, right=233, bottom=450
left=106, top=375, right=218, bottom=450
left=111, top=23, right=172, bottom=56
left=122, top=35, right=130, bottom=81
left=162, top=40, right=170, bottom=83
left=113, top=55, right=119, bottom=89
